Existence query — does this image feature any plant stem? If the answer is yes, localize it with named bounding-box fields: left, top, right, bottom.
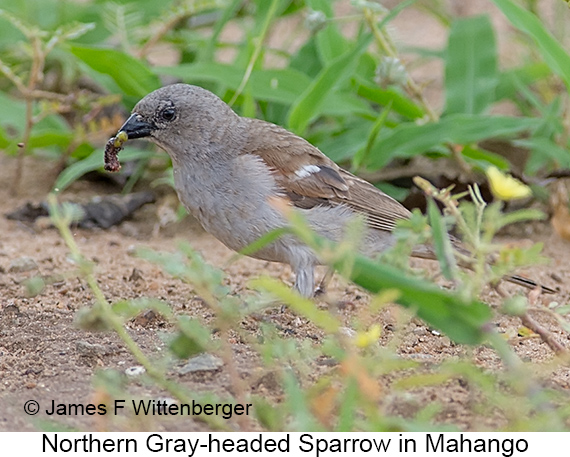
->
left=364, top=7, right=475, bottom=175
left=48, top=195, right=230, bottom=430
left=363, top=7, right=438, bottom=122
left=228, top=0, right=279, bottom=106
left=520, top=312, right=568, bottom=355
left=11, top=36, right=45, bottom=195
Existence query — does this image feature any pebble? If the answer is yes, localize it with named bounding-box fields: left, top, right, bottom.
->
left=76, top=341, right=109, bottom=357
left=178, top=353, right=223, bottom=374
left=8, top=256, right=38, bottom=273
left=125, top=366, right=146, bottom=377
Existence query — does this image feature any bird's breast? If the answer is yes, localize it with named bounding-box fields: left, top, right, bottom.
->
left=172, top=154, right=287, bottom=253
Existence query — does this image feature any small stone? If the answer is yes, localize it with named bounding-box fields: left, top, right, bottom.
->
left=125, top=366, right=146, bottom=377
left=76, top=341, right=108, bottom=357
left=132, top=309, right=158, bottom=327
left=155, top=397, right=177, bottom=413
left=412, top=327, right=429, bottom=336
left=119, top=221, right=139, bottom=238
left=8, top=256, right=38, bottom=273
left=1, top=303, right=21, bottom=317
left=338, top=326, right=356, bottom=338
left=178, top=353, right=223, bottom=374
left=551, top=273, right=563, bottom=283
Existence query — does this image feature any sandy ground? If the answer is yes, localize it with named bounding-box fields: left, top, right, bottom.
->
left=1, top=149, right=569, bottom=432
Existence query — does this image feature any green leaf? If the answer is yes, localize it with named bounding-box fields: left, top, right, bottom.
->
left=253, top=397, right=284, bottom=431
left=496, top=208, right=546, bottom=229
left=0, top=91, right=27, bottom=133
left=336, top=378, right=358, bottom=432
left=29, top=130, right=73, bottom=149
left=0, top=125, right=10, bottom=148
left=251, top=277, right=340, bottom=333
left=366, top=114, right=539, bottom=169
left=377, top=0, right=419, bottom=30
left=316, top=23, right=349, bottom=64
left=112, top=298, right=173, bottom=320
left=238, top=227, right=292, bottom=258
left=309, top=0, right=349, bottom=64
left=156, top=63, right=312, bottom=106
left=427, top=198, right=457, bottom=281
left=288, top=33, right=372, bottom=135
left=284, top=207, right=492, bottom=344
left=445, top=15, right=498, bottom=115
left=352, top=101, right=392, bottom=170
left=290, top=37, right=322, bottom=78
left=461, top=145, right=511, bottom=170
left=491, top=0, right=570, bottom=91
left=169, top=316, right=210, bottom=359
left=316, top=121, right=371, bottom=162
left=282, top=370, right=320, bottom=431
left=319, top=91, right=374, bottom=118
left=156, top=62, right=243, bottom=89
left=70, top=45, right=160, bottom=98
left=516, top=137, right=570, bottom=172
left=0, top=92, right=70, bottom=150
left=495, top=62, right=551, bottom=101
left=200, top=0, right=242, bottom=61
left=24, top=276, right=45, bottom=297
left=347, top=255, right=491, bottom=344
left=375, top=182, right=410, bottom=202
left=356, top=79, right=424, bottom=119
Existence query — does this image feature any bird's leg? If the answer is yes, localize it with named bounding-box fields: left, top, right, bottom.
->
left=314, top=267, right=335, bottom=296
left=293, top=264, right=315, bottom=298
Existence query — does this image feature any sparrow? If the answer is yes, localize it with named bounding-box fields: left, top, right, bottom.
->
left=109, top=83, right=554, bottom=297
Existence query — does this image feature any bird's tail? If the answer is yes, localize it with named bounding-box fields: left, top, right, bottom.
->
left=410, top=244, right=557, bottom=294
left=505, top=274, right=556, bottom=294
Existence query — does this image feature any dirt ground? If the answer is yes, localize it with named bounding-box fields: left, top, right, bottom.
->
left=1, top=153, right=569, bottom=432
left=1, top=1, right=570, bottom=433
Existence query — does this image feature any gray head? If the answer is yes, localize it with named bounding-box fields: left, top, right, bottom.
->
left=118, top=84, right=239, bottom=156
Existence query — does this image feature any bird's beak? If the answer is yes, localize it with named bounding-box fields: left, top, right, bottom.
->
left=118, top=113, right=155, bottom=139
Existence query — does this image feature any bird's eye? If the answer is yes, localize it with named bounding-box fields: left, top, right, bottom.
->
left=160, top=107, right=176, bottom=121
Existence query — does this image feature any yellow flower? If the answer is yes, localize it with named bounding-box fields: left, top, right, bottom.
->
left=486, top=166, right=532, bottom=201
left=354, top=324, right=381, bottom=348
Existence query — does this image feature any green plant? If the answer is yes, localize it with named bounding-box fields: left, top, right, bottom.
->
left=0, top=0, right=567, bottom=196
left=6, top=0, right=570, bottom=432
left=46, top=180, right=570, bottom=431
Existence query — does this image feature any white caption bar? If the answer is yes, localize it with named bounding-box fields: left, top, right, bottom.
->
left=0, top=431, right=562, bottom=456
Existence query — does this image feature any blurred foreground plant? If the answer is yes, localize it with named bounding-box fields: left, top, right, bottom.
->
left=47, top=183, right=570, bottom=431
left=48, top=193, right=237, bottom=431
left=413, top=176, right=568, bottom=355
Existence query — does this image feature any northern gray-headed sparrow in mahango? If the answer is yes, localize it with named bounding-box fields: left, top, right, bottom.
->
left=106, top=84, right=554, bottom=297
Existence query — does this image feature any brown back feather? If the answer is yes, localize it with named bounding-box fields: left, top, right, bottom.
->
left=242, top=118, right=411, bottom=233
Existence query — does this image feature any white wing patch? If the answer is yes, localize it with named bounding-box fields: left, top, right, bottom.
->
left=294, top=164, right=321, bottom=179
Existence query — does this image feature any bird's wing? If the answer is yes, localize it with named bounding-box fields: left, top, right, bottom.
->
left=337, top=170, right=412, bottom=231
left=243, top=119, right=411, bottom=232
